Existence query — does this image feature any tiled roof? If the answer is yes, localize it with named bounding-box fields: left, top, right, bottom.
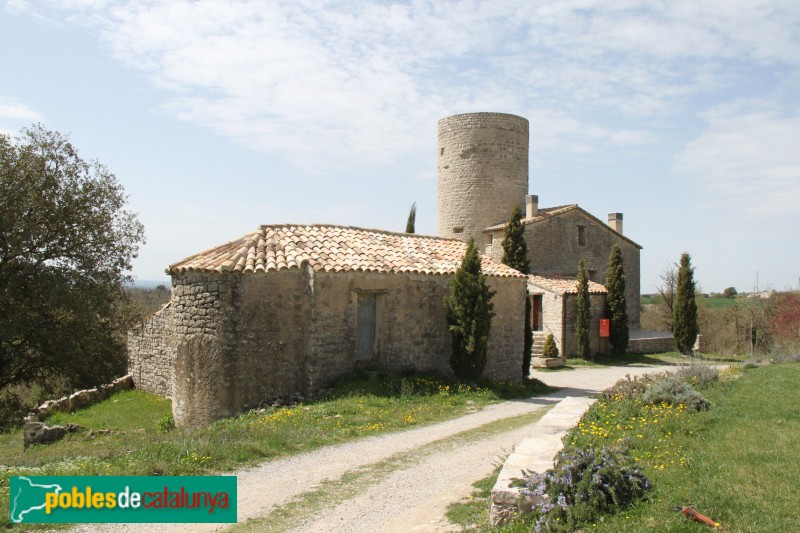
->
left=483, top=205, right=577, bottom=232
left=167, top=224, right=525, bottom=278
left=527, top=274, right=608, bottom=295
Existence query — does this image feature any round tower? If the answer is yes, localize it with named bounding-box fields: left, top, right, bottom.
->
left=437, top=112, right=529, bottom=244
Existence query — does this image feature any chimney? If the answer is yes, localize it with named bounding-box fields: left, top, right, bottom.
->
left=525, top=195, right=539, bottom=218
left=608, top=213, right=623, bottom=234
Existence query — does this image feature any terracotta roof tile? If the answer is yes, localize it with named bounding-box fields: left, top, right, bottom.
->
left=527, top=273, right=608, bottom=295
left=168, top=225, right=524, bottom=278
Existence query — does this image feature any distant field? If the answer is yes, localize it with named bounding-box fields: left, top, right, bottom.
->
left=641, top=295, right=747, bottom=309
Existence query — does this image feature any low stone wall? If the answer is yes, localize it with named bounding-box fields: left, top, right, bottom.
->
left=26, top=375, right=134, bottom=422
left=628, top=335, right=675, bottom=354
left=127, top=302, right=175, bottom=396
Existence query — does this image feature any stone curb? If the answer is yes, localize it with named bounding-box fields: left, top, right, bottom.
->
left=489, top=395, right=596, bottom=526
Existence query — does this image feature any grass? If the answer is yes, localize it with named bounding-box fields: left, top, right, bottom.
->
left=446, top=465, right=502, bottom=530
left=0, top=372, right=553, bottom=527
left=471, top=362, right=800, bottom=532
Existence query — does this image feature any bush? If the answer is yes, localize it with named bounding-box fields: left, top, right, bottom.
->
left=542, top=334, right=559, bottom=357
left=523, top=442, right=651, bottom=532
left=642, top=376, right=710, bottom=411
left=675, top=365, right=719, bottom=389
left=157, top=414, right=175, bottom=432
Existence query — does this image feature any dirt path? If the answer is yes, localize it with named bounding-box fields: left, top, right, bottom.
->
left=70, top=364, right=676, bottom=533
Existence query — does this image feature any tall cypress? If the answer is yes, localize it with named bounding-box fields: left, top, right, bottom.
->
left=605, top=244, right=629, bottom=355
left=575, top=256, right=591, bottom=359
left=405, top=202, right=417, bottom=233
left=500, top=204, right=533, bottom=376
left=444, top=238, right=496, bottom=380
left=673, top=252, right=699, bottom=355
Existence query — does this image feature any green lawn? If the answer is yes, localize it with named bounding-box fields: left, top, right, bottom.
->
left=449, top=363, right=800, bottom=532
left=0, top=372, right=553, bottom=527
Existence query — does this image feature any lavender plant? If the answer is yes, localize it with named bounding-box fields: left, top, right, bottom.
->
left=523, top=442, right=651, bottom=532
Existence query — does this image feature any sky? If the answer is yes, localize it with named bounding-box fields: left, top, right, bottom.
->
left=1, top=0, right=799, bottom=294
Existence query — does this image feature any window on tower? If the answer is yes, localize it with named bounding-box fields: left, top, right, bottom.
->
left=577, top=226, right=586, bottom=246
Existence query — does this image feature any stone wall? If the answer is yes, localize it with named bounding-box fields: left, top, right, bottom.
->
left=165, top=268, right=526, bottom=426
left=127, top=303, right=175, bottom=396
left=628, top=335, right=675, bottom=354
left=306, top=270, right=526, bottom=390
left=437, top=112, right=528, bottom=245
left=171, top=272, right=240, bottom=426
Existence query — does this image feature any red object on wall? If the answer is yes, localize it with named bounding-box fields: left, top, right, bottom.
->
left=599, top=319, right=610, bottom=338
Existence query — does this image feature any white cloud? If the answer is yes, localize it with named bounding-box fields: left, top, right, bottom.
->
left=19, top=0, right=800, bottom=172
left=674, top=100, right=800, bottom=215
left=0, top=97, right=44, bottom=123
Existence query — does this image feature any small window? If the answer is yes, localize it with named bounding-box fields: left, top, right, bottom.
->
left=577, top=226, right=586, bottom=246
left=453, top=227, right=464, bottom=234
left=487, top=234, right=493, bottom=244
left=440, top=147, right=445, bottom=156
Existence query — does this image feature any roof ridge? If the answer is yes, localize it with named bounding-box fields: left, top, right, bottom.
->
left=257, top=223, right=463, bottom=242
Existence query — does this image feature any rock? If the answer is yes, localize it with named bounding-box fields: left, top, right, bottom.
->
left=23, top=421, right=68, bottom=448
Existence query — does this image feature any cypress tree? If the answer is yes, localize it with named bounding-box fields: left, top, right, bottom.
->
left=405, top=202, right=417, bottom=233
left=542, top=333, right=559, bottom=357
left=444, top=238, right=495, bottom=381
left=575, top=257, right=591, bottom=359
left=501, top=205, right=529, bottom=274
left=500, top=205, right=533, bottom=377
left=605, top=244, right=629, bottom=355
left=673, top=252, right=699, bottom=355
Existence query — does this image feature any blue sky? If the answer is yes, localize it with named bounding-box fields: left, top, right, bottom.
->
left=2, top=0, right=799, bottom=293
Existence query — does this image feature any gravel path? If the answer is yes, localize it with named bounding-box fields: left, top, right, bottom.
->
left=69, top=364, right=677, bottom=533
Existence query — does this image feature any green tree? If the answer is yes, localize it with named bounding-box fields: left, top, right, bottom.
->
left=575, top=257, right=591, bottom=359
left=0, top=125, right=145, bottom=392
left=500, top=204, right=533, bottom=377
left=444, top=238, right=495, bottom=381
left=605, top=244, right=628, bottom=355
left=673, top=252, right=699, bottom=355
left=723, top=287, right=737, bottom=299
left=405, top=202, right=416, bottom=233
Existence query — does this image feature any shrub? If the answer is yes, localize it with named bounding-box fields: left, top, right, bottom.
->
left=542, top=334, right=559, bottom=357
left=157, top=414, right=175, bottom=432
left=675, top=365, right=719, bottom=389
left=523, top=442, right=651, bottom=532
left=642, top=376, right=710, bottom=411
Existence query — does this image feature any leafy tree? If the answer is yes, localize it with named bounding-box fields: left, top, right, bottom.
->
left=405, top=202, right=416, bottom=233
left=575, top=257, right=591, bottom=358
left=500, top=204, right=532, bottom=377
left=444, top=238, right=495, bottom=381
left=605, top=244, right=628, bottom=355
left=673, top=253, right=699, bottom=355
left=723, top=287, right=738, bottom=299
left=542, top=333, right=559, bottom=357
left=0, top=125, right=145, bottom=393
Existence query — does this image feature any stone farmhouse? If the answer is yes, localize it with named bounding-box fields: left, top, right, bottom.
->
left=128, top=112, right=668, bottom=426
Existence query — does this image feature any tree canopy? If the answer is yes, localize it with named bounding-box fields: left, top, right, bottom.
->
left=673, top=252, right=699, bottom=355
left=0, top=125, right=145, bottom=391
left=605, top=244, right=628, bottom=355
left=444, top=238, right=495, bottom=381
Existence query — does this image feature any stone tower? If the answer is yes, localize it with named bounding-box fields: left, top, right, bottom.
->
left=437, top=112, right=529, bottom=244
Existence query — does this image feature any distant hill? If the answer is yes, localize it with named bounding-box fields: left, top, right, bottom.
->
left=129, top=279, right=171, bottom=289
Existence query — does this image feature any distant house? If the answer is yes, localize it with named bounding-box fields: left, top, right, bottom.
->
left=128, top=225, right=525, bottom=426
